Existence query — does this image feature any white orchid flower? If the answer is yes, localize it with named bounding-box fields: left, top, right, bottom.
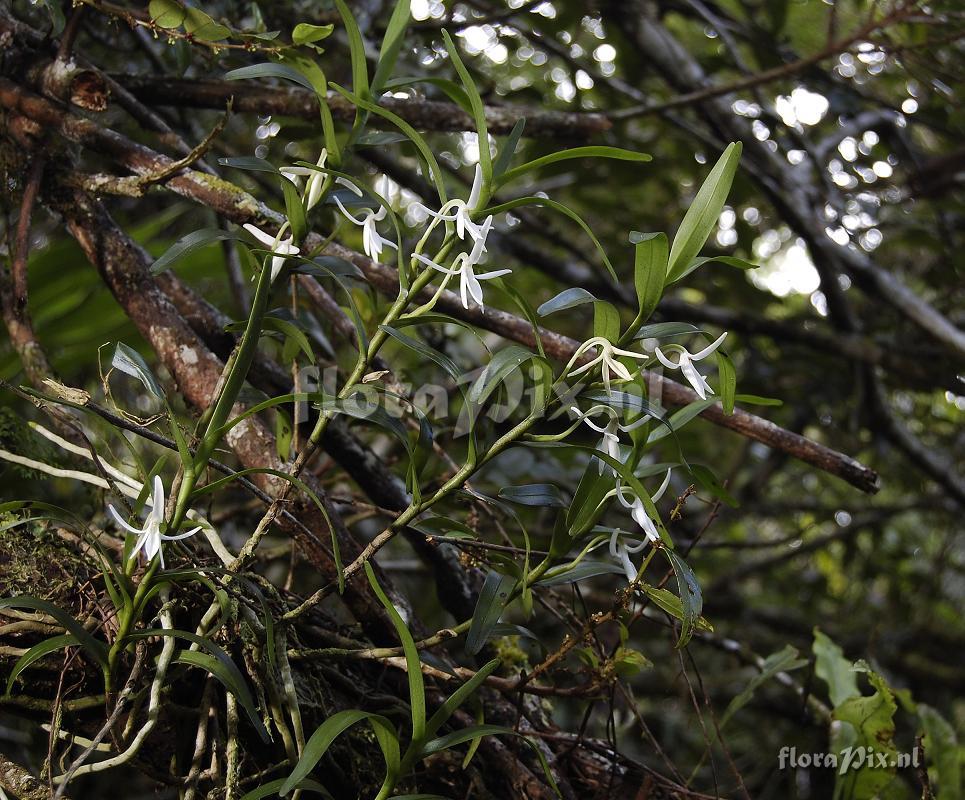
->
left=569, top=404, right=650, bottom=474
left=609, top=469, right=673, bottom=581
left=280, top=148, right=328, bottom=210
left=413, top=162, right=486, bottom=243
left=243, top=223, right=300, bottom=281
left=654, top=332, right=728, bottom=399
left=566, top=337, right=648, bottom=393
left=334, top=177, right=398, bottom=262
left=413, top=216, right=510, bottom=309
left=108, top=475, right=201, bottom=569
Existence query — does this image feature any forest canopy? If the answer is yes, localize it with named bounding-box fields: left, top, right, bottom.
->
left=0, top=1, right=962, bottom=799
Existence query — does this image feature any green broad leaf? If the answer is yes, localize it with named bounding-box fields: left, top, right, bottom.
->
left=592, top=300, right=621, bottom=342
left=498, top=483, right=566, bottom=507
left=631, top=232, right=668, bottom=328
left=688, top=463, right=738, bottom=507
left=441, top=29, right=492, bottom=184
left=182, top=7, right=230, bottom=41
left=496, top=146, right=651, bottom=189
left=832, top=670, right=898, bottom=800
left=537, top=287, right=596, bottom=317
left=280, top=710, right=382, bottom=794
left=371, top=0, right=412, bottom=95
left=465, top=571, right=516, bottom=656
left=112, top=342, right=164, bottom=400
left=275, top=406, right=293, bottom=461
left=5, top=634, right=79, bottom=694
left=421, top=724, right=511, bottom=757
left=641, top=585, right=714, bottom=632
left=0, top=597, right=109, bottom=668
left=662, top=549, right=703, bottom=648
left=484, top=196, right=617, bottom=281
left=719, top=645, right=807, bottom=728
left=735, top=393, right=783, bottom=406
left=365, top=563, right=426, bottom=743
left=536, top=561, right=628, bottom=587
left=240, top=777, right=334, bottom=800
left=225, top=63, right=317, bottom=93
left=918, top=704, right=961, bottom=800
left=613, top=646, right=652, bottom=677
left=667, top=141, right=742, bottom=282
left=633, top=322, right=703, bottom=340
left=279, top=175, right=308, bottom=241
left=148, top=0, right=185, bottom=28
left=151, top=228, right=240, bottom=275
left=292, top=22, right=334, bottom=45
left=813, top=628, right=859, bottom=708
left=334, top=0, right=371, bottom=100
left=493, top=118, right=526, bottom=179
left=716, top=351, right=736, bottom=414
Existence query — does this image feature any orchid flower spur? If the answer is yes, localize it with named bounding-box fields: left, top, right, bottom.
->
left=281, top=148, right=328, bottom=210
left=570, top=404, right=651, bottom=474
left=609, top=469, right=673, bottom=580
left=108, top=475, right=201, bottom=569
left=334, top=177, right=397, bottom=262
left=413, top=162, right=486, bottom=243
left=566, top=337, right=648, bottom=393
left=654, top=332, right=728, bottom=399
left=413, top=216, right=510, bottom=309
left=243, top=223, right=300, bottom=281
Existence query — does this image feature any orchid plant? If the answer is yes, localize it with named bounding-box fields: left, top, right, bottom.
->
left=0, top=5, right=754, bottom=797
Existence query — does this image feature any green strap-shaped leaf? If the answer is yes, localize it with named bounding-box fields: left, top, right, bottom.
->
left=465, top=571, right=516, bottom=655
left=0, top=597, right=108, bottom=668
left=667, top=141, right=742, bottom=281
left=225, top=63, right=317, bottom=93
left=5, top=634, right=79, bottom=694
left=498, top=484, right=566, bottom=507
left=333, top=0, right=371, bottom=101
left=365, top=563, right=426, bottom=743
left=330, top=84, right=449, bottom=205
left=240, top=777, right=334, bottom=800
left=484, top=196, right=617, bottom=281
left=280, top=709, right=383, bottom=794
left=662, top=548, right=703, bottom=648
left=371, top=0, right=412, bottom=95
left=641, top=586, right=714, bottom=633
left=151, top=228, right=242, bottom=275
left=719, top=645, right=806, bottom=728
left=441, top=29, right=492, bottom=184
left=536, top=561, right=628, bottom=587
left=127, top=628, right=268, bottom=741
left=495, top=145, right=651, bottom=189
left=492, top=118, right=526, bottom=179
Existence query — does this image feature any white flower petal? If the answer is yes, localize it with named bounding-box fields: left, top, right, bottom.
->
left=691, top=331, right=728, bottom=361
